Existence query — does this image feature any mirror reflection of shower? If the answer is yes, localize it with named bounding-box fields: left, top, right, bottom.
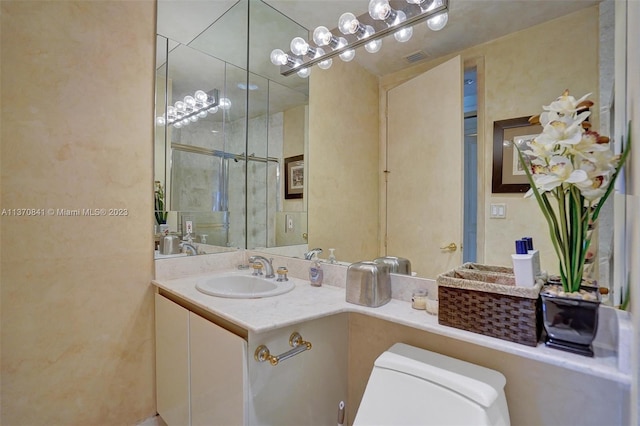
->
left=154, top=0, right=309, bottom=255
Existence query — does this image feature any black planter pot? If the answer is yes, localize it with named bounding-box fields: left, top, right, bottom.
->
left=540, top=285, right=600, bottom=357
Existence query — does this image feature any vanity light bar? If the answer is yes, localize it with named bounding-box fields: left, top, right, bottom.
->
left=275, top=0, right=449, bottom=76
left=156, top=89, right=221, bottom=128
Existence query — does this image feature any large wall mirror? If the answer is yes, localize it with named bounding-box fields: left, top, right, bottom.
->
left=154, top=0, right=623, bottom=305
left=155, top=0, right=309, bottom=257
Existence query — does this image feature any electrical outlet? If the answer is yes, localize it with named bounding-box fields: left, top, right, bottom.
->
left=186, top=220, right=193, bottom=234
left=490, top=203, right=506, bottom=219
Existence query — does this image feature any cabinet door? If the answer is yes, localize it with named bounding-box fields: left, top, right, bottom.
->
left=189, top=312, right=247, bottom=426
left=155, top=294, right=190, bottom=426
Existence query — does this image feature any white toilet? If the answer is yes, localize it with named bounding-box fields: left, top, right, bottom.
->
left=353, top=343, right=511, bottom=426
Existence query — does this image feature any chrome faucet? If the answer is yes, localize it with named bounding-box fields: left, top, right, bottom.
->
left=181, top=242, right=198, bottom=256
left=304, top=248, right=323, bottom=260
left=248, top=255, right=275, bottom=278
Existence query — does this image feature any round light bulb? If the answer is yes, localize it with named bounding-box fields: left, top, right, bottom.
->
left=219, top=98, right=231, bottom=110
left=270, top=49, right=288, bottom=66
left=184, top=95, right=196, bottom=108
left=181, top=119, right=189, bottom=126
left=427, top=11, right=448, bottom=31
left=156, top=116, right=166, bottom=126
left=190, top=116, right=198, bottom=123
left=175, top=101, right=186, bottom=112
left=315, top=47, right=332, bottom=70
left=197, top=110, right=207, bottom=118
left=339, top=48, right=355, bottom=62
left=318, top=57, right=333, bottom=70
left=290, top=37, right=309, bottom=56
left=365, top=38, right=382, bottom=53
left=394, top=11, right=413, bottom=42
left=313, top=26, right=332, bottom=46
left=368, top=0, right=391, bottom=21
left=338, top=12, right=359, bottom=35
left=167, top=106, right=176, bottom=116
left=208, top=105, right=219, bottom=114
left=297, top=67, right=310, bottom=78
left=194, top=90, right=208, bottom=103
left=174, top=122, right=182, bottom=129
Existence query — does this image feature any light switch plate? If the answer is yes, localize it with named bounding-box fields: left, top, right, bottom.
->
left=490, top=203, right=507, bottom=219
left=186, top=220, right=193, bottom=234
left=285, top=214, right=294, bottom=232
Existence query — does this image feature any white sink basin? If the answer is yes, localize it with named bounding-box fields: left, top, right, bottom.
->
left=195, top=273, right=295, bottom=298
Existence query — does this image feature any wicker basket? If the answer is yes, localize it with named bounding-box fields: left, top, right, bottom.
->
left=436, top=263, right=543, bottom=347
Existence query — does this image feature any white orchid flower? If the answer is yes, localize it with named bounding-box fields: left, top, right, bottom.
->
left=535, top=119, right=584, bottom=149
left=528, top=155, right=590, bottom=194
left=542, top=91, right=592, bottom=115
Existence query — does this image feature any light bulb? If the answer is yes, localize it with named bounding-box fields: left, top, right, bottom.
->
left=427, top=11, right=448, bottom=31
left=339, top=49, right=355, bottom=62
left=208, top=105, right=219, bottom=114
left=313, top=26, right=332, bottom=46
left=365, top=38, right=382, bottom=53
left=181, top=119, right=189, bottom=126
left=175, top=101, right=186, bottom=112
left=297, top=67, right=310, bottom=78
left=219, top=98, right=231, bottom=110
left=393, top=11, right=413, bottom=42
left=194, top=90, right=208, bottom=103
left=174, top=122, right=182, bottom=128
left=190, top=116, right=198, bottom=122
left=338, top=12, right=359, bottom=35
left=316, top=47, right=332, bottom=70
left=167, top=106, right=176, bottom=119
left=197, top=110, right=207, bottom=118
left=156, top=116, right=166, bottom=126
left=270, top=49, right=288, bottom=66
left=290, top=37, right=309, bottom=56
left=368, top=0, right=392, bottom=21
left=184, top=95, right=196, bottom=108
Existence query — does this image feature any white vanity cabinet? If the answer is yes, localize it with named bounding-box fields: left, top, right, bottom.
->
left=155, top=293, right=248, bottom=426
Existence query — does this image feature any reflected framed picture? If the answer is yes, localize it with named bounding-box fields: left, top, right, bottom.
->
left=284, top=155, right=304, bottom=199
left=491, top=116, right=542, bottom=193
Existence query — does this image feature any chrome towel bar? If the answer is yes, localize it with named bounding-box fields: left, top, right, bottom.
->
left=254, top=332, right=312, bottom=366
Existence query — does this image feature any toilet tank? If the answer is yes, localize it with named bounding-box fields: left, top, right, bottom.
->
left=353, top=343, right=510, bottom=426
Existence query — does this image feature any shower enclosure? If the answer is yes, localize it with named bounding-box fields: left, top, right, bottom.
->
left=154, top=0, right=309, bottom=252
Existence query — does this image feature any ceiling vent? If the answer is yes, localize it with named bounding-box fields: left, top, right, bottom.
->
left=405, top=50, right=429, bottom=64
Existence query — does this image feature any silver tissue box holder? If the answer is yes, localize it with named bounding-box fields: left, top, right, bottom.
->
left=373, top=256, right=412, bottom=275
left=346, top=261, right=392, bottom=307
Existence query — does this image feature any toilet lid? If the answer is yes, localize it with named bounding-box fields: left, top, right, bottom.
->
left=377, top=344, right=506, bottom=408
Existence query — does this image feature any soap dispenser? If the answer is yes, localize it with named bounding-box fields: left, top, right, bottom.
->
left=309, top=260, right=324, bottom=287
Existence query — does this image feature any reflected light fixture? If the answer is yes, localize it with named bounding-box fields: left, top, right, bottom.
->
left=271, top=0, right=449, bottom=76
left=156, top=89, right=220, bottom=128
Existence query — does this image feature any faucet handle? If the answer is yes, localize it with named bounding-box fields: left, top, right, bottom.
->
left=276, top=267, right=289, bottom=282
left=252, top=262, right=264, bottom=276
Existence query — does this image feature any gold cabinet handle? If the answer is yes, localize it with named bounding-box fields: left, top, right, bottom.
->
left=440, top=242, right=457, bottom=252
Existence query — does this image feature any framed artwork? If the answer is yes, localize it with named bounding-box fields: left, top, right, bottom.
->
left=491, top=116, right=542, bottom=193
left=284, top=155, right=304, bottom=199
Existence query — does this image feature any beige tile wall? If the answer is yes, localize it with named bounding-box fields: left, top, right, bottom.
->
left=0, top=1, right=156, bottom=424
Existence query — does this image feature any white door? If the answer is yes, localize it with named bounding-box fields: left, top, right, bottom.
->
left=386, top=56, right=464, bottom=278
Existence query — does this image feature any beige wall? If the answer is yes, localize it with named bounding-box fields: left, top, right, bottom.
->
left=347, top=314, right=628, bottom=426
left=0, top=1, right=157, bottom=424
left=309, top=59, right=380, bottom=263
left=380, top=7, right=599, bottom=275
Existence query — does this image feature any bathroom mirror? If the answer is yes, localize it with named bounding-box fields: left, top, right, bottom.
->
left=155, top=0, right=309, bottom=256
left=154, top=0, right=621, bottom=301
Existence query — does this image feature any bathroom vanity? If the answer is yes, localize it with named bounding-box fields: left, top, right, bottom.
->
left=153, top=251, right=632, bottom=425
